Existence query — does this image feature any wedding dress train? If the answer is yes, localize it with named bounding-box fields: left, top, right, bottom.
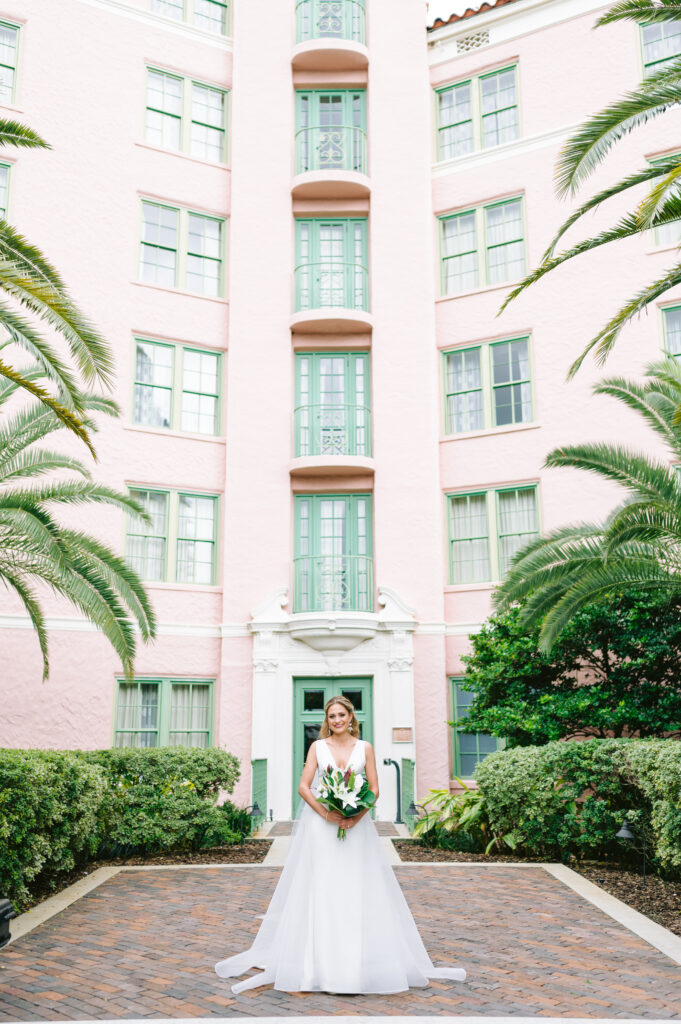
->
left=215, top=738, right=467, bottom=994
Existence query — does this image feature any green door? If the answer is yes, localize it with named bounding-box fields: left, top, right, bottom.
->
left=292, top=677, right=373, bottom=816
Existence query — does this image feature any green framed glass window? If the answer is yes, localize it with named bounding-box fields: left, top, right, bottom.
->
left=449, top=678, right=500, bottom=778
left=146, top=70, right=183, bottom=151
left=642, top=22, right=681, bottom=75
left=663, top=305, right=681, bottom=357
left=295, top=352, right=370, bottom=456
left=150, top=0, right=230, bottom=35
left=447, top=484, right=539, bottom=584
left=296, top=0, right=366, bottom=44
left=443, top=337, right=533, bottom=436
left=145, top=68, right=227, bottom=162
left=139, top=200, right=225, bottom=296
left=133, top=338, right=221, bottom=435
left=191, top=83, right=227, bottom=162
left=436, top=65, right=518, bottom=161
left=0, top=22, right=18, bottom=103
left=126, top=488, right=219, bottom=584
left=294, top=493, right=373, bottom=612
left=295, top=218, right=368, bottom=311
left=114, top=678, right=214, bottom=748
left=0, top=163, right=10, bottom=218
left=440, top=197, right=525, bottom=296
left=296, top=90, right=367, bottom=175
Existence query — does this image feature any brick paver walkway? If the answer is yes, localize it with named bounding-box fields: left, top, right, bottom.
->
left=1, top=865, right=681, bottom=1019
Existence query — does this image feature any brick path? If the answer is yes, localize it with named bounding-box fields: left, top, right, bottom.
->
left=1, top=865, right=681, bottom=1019
left=268, top=821, right=398, bottom=837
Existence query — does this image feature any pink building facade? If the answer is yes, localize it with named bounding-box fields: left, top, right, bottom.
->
left=1, top=0, right=680, bottom=819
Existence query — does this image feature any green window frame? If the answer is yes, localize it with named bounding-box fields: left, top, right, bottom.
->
left=447, top=484, right=539, bottom=584
left=641, top=21, right=681, bottom=75
left=149, top=0, right=230, bottom=36
left=133, top=337, right=221, bottom=435
left=0, top=162, right=11, bottom=218
left=145, top=68, right=228, bottom=163
left=139, top=199, right=225, bottom=297
left=436, top=65, right=518, bottom=161
left=296, top=0, right=366, bottom=45
left=295, top=218, right=369, bottom=312
left=114, top=677, right=214, bottom=748
left=449, top=678, right=500, bottom=778
left=294, top=493, right=373, bottom=612
left=0, top=22, right=19, bottom=104
left=443, top=336, right=532, bottom=435
left=126, top=487, right=219, bottom=585
left=662, top=305, right=681, bottom=357
left=440, top=197, right=525, bottom=296
left=295, top=352, right=370, bottom=457
left=295, top=89, right=367, bottom=175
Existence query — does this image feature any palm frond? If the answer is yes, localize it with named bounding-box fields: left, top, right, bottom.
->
left=0, top=356, right=95, bottom=454
left=0, top=568, right=50, bottom=677
left=598, top=0, right=681, bottom=26
left=638, top=160, right=681, bottom=228
left=0, top=119, right=49, bottom=150
left=593, top=372, right=681, bottom=453
left=0, top=301, right=81, bottom=400
left=545, top=442, right=680, bottom=501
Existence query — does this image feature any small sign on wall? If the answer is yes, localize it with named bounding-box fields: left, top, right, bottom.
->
left=392, top=727, right=413, bottom=743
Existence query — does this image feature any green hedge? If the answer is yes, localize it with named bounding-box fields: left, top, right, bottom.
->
left=0, top=746, right=242, bottom=910
left=474, top=738, right=681, bottom=867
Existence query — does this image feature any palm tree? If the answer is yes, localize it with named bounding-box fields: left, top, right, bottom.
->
left=495, top=358, right=681, bottom=650
left=0, top=119, right=114, bottom=452
left=501, top=0, right=681, bottom=377
left=0, top=372, right=156, bottom=678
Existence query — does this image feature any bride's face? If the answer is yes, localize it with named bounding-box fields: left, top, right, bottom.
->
left=327, top=703, right=352, bottom=736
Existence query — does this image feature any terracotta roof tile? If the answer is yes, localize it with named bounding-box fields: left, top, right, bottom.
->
left=427, top=0, right=521, bottom=32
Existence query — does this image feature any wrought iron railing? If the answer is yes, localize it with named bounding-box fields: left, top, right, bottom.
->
left=295, top=403, right=371, bottom=457
left=294, top=261, right=369, bottom=312
left=294, top=554, right=374, bottom=612
left=296, top=0, right=366, bottom=44
left=295, top=125, right=367, bottom=175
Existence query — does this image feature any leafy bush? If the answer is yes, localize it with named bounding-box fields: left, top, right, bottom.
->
left=0, top=750, right=106, bottom=908
left=78, top=747, right=241, bottom=856
left=412, top=781, right=506, bottom=853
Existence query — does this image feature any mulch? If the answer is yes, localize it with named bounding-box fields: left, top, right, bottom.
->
left=393, top=840, right=681, bottom=937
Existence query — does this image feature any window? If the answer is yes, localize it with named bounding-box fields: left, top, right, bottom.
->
left=449, top=678, right=500, bottom=778
left=0, top=163, right=10, bottom=218
left=436, top=66, right=518, bottom=160
left=295, top=352, right=370, bottom=456
left=663, top=305, right=681, bottom=357
left=0, top=22, right=18, bottom=103
left=295, top=90, right=366, bottom=174
left=139, top=200, right=225, bottom=297
left=650, top=153, right=681, bottom=248
left=440, top=197, right=525, bottom=295
left=133, top=338, right=221, bottom=435
left=150, top=0, right=229, bottom=35
left=642, top=22, right=681, bottom=75
left=447, top=485, right=539, bottom=584
left=296, top=0, right=366, bottom=44
left=294, top=494, right=373, bottom=612
left=145, top=68, right=227, bottom=162
left=295, top=218, right=369, bottom=311
left=444, top=337, right=532, bottom=435
left=127, top=487, right=218, bottom=584
left=114, top=678, right=214, bottom=748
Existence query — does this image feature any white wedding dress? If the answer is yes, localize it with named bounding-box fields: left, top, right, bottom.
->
left=215, top=738, right=467, bottom=994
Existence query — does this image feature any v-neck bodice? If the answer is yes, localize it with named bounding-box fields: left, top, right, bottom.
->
left=313, top=738, right=365, bottom=792
left=320, top=737, right=362, bottom=773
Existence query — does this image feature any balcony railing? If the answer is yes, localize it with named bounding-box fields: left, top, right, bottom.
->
left=295, top=261, right=369, bottom=312
left=294, top=554, right=374, bottom=612
left=295, top=403, right=371, bottom=457
left=296, top=0, right=366, bottom=44
left=295, top=125, right=367, bottom=176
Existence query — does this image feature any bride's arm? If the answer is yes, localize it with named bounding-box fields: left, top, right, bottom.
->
left=298, top=741, right=345, bottom=824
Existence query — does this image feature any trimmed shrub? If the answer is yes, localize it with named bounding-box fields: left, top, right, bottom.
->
left=0, top=750, right=106, bottom=908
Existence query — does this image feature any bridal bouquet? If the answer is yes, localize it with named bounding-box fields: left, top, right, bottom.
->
left=318, top=765, right=377, bottom=840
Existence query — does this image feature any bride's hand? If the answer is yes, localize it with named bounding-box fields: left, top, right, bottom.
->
left=326, top=810, right=346, bottom=826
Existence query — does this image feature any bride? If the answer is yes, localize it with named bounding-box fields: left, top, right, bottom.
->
left=215, top=694, right=467, bottom=994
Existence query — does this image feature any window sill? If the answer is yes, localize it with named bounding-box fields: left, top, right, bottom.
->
left=646, top=242, right=681, bottom=257
left=441, top=422, right=540, bottom=442
left=435, top=280, right=519, bottom=303
left=0, top=101, right=23, bottom=115
left=131, top=280, right=229, bottom=305
left=135, top=141, right=231, bottom=173
left=444, top=582, right=498, bottom=593
left=141, top=582, right=222, bottom=594
left=124, top=424, right=226, bottom=445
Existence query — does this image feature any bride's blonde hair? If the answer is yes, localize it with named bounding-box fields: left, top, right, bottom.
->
left=318, top=694, right=360, bottom=739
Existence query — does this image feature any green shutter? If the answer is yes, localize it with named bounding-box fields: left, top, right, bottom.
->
left=401, top=758, right=415, bottom=828
left=251, top=759, right=267, bottom=826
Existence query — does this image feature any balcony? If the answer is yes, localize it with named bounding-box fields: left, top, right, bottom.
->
left=292, top=261, right=372, bottom=333
left=293, top=554, right=373, bottom=614
left=292, top=403, right=373, bottom=475
left=293, top=0, right=368, bottom=71
left=293, top=125, right=369, bottom=198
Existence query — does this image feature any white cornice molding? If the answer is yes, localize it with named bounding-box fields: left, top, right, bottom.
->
left=75, top=0, right=234, bottom=50
left=432, top=120, right=579, bottom=177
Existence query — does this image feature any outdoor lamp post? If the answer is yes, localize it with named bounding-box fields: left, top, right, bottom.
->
left=383, top=758, right=403, bottom=824
left=239, top=803, right=262, bottom=845
left=407, top=800, right=431, bottom=844
left=0, top=898, right=16, bottom=949
left=616, top=818, right=647, bottom=885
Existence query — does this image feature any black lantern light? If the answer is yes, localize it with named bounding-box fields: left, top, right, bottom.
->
left=616, top=817, right=647, bottom=885
left=0, top=898, right=17, bottom=949
left=239, top=803, right=262, bottom=845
